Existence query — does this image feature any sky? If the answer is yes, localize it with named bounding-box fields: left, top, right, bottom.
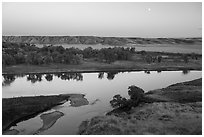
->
left=2, top=2, right=202, bottom=38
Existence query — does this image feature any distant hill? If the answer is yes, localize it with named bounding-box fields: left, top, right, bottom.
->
left=2, top=36, right=202, bottom=45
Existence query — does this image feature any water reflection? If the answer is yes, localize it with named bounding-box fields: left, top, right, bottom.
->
left=2, top=72, right=84, bottom=86
left=7, top=94, right=92, bottom=135
left=27, top=74, right=43, bottom=83
left=2, top=70, right=192, bottom=86
left=2, top=70, right=202, bottom=135
left=3, top=71, right=119, bottom=86
left=2, top=74, right=26, bottom=86
left=58, top=73, right=83, bottom=81
left=182, top=70, right=190, bottom=75
left=106, top=71, right=119, bottom=80
left=2, top=74, right=16, bottom=86
left=157, top=70, right=162, bottom=73
left=144, top=71, right=150, bottom=74
left=45, top=74, right=53, bottom=82
left=98, top=71, right=120, bottom=80
left=98, top=72, right=104, bottom=79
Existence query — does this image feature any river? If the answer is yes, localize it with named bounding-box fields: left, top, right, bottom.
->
left=2, top=70, right=202, bottom=135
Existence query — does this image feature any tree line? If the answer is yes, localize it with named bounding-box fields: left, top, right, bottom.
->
left=3, top=42, right=200, bottom=66
left=2, top=42, right=136, bottom=66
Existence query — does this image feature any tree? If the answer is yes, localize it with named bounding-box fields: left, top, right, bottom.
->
left=157, top=56, right=162, bottom=63
left=25, top=52, right=36, bottom=65
left=2, top=42, right=138, bottom=66
left=14, top=53, right=25, bottom=64
left=43, top=56, right=53, bottom=64
left=110, top=94, right=128, bottom=109
left=128, top=85, right=144, bottom=100
left=4, top=48, right=17, bottom=56
left=2, top=54, right=16, bottom=65
left=83, top=47, right=94, bottom=58
left=189, top=53, right=200, bottom=60
left=71, top=54, right=82, bottom=64
left=103, top=49, right=117, bottom=63
left=40, top=46, right=49, bottom=54
left=145, top=55, right=152, bottom=64
left=110, top=85, right=145, bottom=110
left=183, top=55, right=189, bottom=63
left=140, top=50, right=147, bottom=56
left=52, top=52, right=64, bottom=63
left=56, top=46, right=65, bottom=54
left=130, top=47, right=135, bottom=53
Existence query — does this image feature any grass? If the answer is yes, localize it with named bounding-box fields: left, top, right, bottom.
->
left=107, top=78, right=202, bottom=116
left=78, top=78, right=202, bottom=135
left=2, top=56, right=202, bottom=74
left=144, top=78, right=202, bottom=104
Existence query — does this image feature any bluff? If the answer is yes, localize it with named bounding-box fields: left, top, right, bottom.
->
left=2, top=36, right=202, bottom=45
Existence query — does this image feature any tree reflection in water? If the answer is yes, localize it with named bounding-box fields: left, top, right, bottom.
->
left=27, top=74, right=43, bottom=83
left=144, top=71, right=150, bottom=74
left=25, top=73, right=84, bottom=83
left=2, top=70, right=192, bottom=86
left=2, top=74, right=16, bottom=86
left=106, top=71, right=119, bottom=80
left=3, top=71, right=119, bottom=86
left=98, top=72, right=104, bottom=79
left=182, top=69, right=190, bottom=75
left=26, top=72, right=83, bottom=83
left=157, top=70, right=162, bottom=73
left=97, top=71, right=122, bottom=80
left=59, top=73, right=83, bottom=81
left=2, top=72, right=84, bottom=85
left=2, top=74, right=26, bottom=86
left=45, top=74, right=53, bottom=81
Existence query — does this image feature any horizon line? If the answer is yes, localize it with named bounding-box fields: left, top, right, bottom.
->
left=2, top=35, right=202, bottom=39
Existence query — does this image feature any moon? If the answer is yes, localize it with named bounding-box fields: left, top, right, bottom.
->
left=147, top=8, right=151, bottom=12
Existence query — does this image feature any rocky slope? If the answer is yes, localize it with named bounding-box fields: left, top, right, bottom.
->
left=78, top=78, right=202, bottom=135
left=2, top=36, right=202, bottom=45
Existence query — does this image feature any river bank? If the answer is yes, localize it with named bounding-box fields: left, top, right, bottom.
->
left=2, top=59, right=202, bottom=75
left=2, top=94, right=87, bottom=133
left=78, top=78, right=202, bottom=135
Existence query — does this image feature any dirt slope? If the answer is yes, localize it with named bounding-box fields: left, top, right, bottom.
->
left=2, top=36, right=202, bottom=45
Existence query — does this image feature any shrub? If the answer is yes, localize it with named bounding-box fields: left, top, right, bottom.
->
left=110, top=86, right=145, bottom=109
left=110, top=94, right=128, bottom=109
left=140, top=50, right=147, bottom=56
left=182, top=55, right=189, bottom=63
left=2, top=54, right=16, bottom=65
left=145, top=55, right=152, bottom=64
left=128, top=85, right=145, bottom=107
left=157, top=56, right=162, bottom=63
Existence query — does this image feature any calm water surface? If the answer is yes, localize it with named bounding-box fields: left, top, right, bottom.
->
left=2, top=70, right=202, bottom=135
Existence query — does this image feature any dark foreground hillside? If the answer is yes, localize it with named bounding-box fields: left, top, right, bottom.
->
left=78, top=78, right=202, bottom=135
